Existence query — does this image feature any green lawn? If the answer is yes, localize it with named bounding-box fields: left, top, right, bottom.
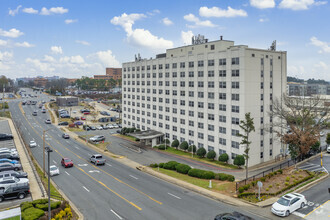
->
left=153, top=168, right=234, bottom=192
left=160, top=147, right=239, bottom=169
left=0, top=111, right=11, bottom=118
left=67, top=127, right=84, bottom=132
left=115, top=134, right=138, bottom=142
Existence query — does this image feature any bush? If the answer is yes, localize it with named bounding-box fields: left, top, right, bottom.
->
left=51, top=201, right=61, bottom=210
left=35, top=201, right=61, bottom=211
left=269, top=185, right=273, bottom=188
left=179, top=141, right=189, bottom=151
left=201, top=171, right=215, bottom=179
left=163, top=161, right=179, bottom=170
left=163, top=139, right=170, bottom=144
left=149, top=163, right=158, bottom=168
left=286, top=177, right=290, bottom=182
left=158, top=145, right=166, bottom=150
left=206, top=150, right=216, bottom=160
left=278, top=169, right=283, bottom=174
left=218, top=153, right=229, bottom=163
left=196, top=147, right=206, bottom=158
left=238, top=187, right=244, bottom=193
left=227, top=175, right=235, bottom=182
left=22, top=207, right=45, bottom=220
left=285, top=182, right=289, bottom=186
left=187, top=169, right=215, bottom=179
left=171, top=139, right=179, bottom=149
left=266, top=188, right=269, bottom=191
left=187, top=145, right=197, bottom=153
left=234, top=155, right=245, bottom=167
left=21, top=202, right=33, bottom=212
left=260, top=177, right=266, bottom=182
left=158, top=163, right=164, bottom=168
left=175, top=163, right=191, bottom=174
left=218, top=173, right=228, bottom=181
left=32, top=199, right=48, bottom=205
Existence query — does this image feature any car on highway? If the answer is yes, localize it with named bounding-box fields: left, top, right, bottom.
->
left=45, top=119, right=51, bottom=124
left=62, top=134, right=70, bottom=139
left=0, top=163, right=21, bottom=172
left=214, top=212, right=253, bottom=220
left=29, top=141, right=37, bottom=148
left=0, top=159, right=19, bottom=165
left=271, top=193, right=307, bottom=217
left=32, top=111, right=37, bottom=116
left=0, top=176, right=29, bottom=190
left=327, top=145, right=330, bottom=153
left=0, top=134, right=13, bottom=141
left=42, top=108, right=46, bottom=113
left=0, top=171, right=28, bottom=179
left=61, top=158, right=73, bottom=168
left=81, top=117, right=86, bottom=120
left=49, top=165, right=60, bottom=176
left=0, top=184, right=30, bottom=202
left=90, top=154, right=106, bottom=165
left=89, top=135, right=105, bottom=142
left=58, top=121, right=69, bottom=126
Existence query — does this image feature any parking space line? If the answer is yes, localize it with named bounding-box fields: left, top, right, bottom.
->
left=129, top=175, right=138, bottom=180
left=65, top=171, right=70, bottom=176
left=293, top=212, right=305, bottom=218
left=82, top=186, right=90, bottom=192
left=168, top=193, right=181, bottom=199
left=304, top=200, right=329, bottom=219
left=110, top=209, right=123, bottom=220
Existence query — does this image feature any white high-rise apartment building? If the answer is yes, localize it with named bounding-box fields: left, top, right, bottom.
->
left=122, top=36, right=287, bottom=167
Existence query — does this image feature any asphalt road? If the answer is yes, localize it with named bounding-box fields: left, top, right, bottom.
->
left=9, top=89, right=272, bottom=220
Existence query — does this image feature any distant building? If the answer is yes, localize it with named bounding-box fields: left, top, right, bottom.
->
left=56, top=96, right=79, bottom=106
left=287, top=82, right=330, bottom=96
left=66, top=78, right=78, bottom=84
left=94, top=68, right=122, bottom=80
left=33, top=77, right=48, bottom=87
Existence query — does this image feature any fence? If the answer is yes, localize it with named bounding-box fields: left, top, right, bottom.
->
left=236, top=159, right=296, bottom=191
left=51, top=193, right=63, bottom=201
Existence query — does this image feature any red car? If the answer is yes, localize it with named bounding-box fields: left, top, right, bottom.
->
left=61, top=158, right=73, bottom=168
left=83, top=112, right=90, bottom=115
left=81, top=117, right=86, bottom=120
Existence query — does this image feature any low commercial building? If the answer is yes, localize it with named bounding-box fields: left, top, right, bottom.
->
left=56, top=96, right=79, bottom=106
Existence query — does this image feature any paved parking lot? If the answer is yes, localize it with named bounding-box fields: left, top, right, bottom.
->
left=297, top=161, right=328, bottom=173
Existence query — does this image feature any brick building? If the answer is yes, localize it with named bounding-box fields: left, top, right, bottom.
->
left=94, top=68, right=122, bottom=80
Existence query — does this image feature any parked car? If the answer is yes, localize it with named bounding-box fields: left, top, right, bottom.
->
left=0, top=153, right=19, bottom=160
left=74, top=117, right=80, bottom=120
left=58, top=121, right=69, bottom=126
left=32, top=111, right=37, bottom=116
left=89, top=135, right=105, bottom=142
left=0, top=176, right=29, bottom=190
left=49, top=165, right=60, bottom=176
left=0, top=171, right=28, bottom=179
left=61, top=158, right=73, bottom=168
left=83, top=125, right=90, bottom=131
left=0, top=134, right=13, bottom=141
left=0, top=184, right=30, bottom=202
left=96, top=125, right=103, bottom=130
left=29, top=141, right=37, bottom=148
left=0, top=159, right=19, bottom=165
left=42, top=109, right=46, bottom=113
left=89, top=126, right=96, bottom=130
left=81, top=117, right=86, bottom=120
left=90, top=154, right=106, bottom=165
left=106, top=124, right=114, bottom=129
left=0, top=148, right=17, bottom=154
left=214, top=212, right=254, bottom=220
left=45, top=119, right=51, bottom=124
left=60, top=114, right=70, bottom=118
left=327, top=145, right=330, bottom=153
left=0, top=163, right=21, bottom=172
left=80, top=109, right=90, bottom=113
left=62, top=134, right=70, bottom=139
left=113, top=124, right=119, bottom=129
left=83, top=112, right=90, bottom=115
left=271, top=193, right=307, bottom=217
left=74, top=121, right=84, bottom=126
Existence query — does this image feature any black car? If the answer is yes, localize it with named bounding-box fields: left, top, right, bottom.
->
left=0, top=153, right=20, bottom=160
left=215, top=212, right=254, bottom=220
left=58, top=121, right=69, bottom=126
left=0, top=134, right=13, bottom=141
left=0, top=185, right=30, bottom=202
left=0, top=171, right=28, bottom=179
left=83, top=125, right=90, bottom=131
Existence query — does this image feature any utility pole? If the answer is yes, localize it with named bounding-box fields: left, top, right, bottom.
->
left=43, top=130, right=45, bottom=177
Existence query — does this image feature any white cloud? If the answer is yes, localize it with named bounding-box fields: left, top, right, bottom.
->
left=199, top=6, right=248, bottom=18
left=250, top=0, right=276, bottom=9
left=60, top=55, right=85, bottom=64
left=183, top=14, right=217, bottom=28
left=111, top=13, right=173, bottom=51
left=26, top=58, right=50, bottom=71
left=50, top=46, right=63, bottom=54
left=310, top=36, right=330, bottom=53
left=90, top=50, right=121, bottom=67
left=259, top=18, right=269, bottom=22
left=9, top=5, right=22, bottom=16
left=315, top=61, right=328, bottom=70
left=22, top=8, right=38, bottom=14
left=15, top=41, right=35, bottom=48
left=43, top=55, right=56, bottom=63
left=162, top=17, right=173, bottom=26
left=147, top=9, right=160, bottom=16
left=40, top=7, right=68, bottom=15
left=288, top=65, right=305, bottom=75
left=0, top=40, right=8, bottom=47
left=279, top=0, right=324, bottom=10
left=0, top=51, right=13, bottom=61
left=65, top=19, right=78, bottom=24
left=181, top=31, right=194, bottom=45
left=76, top=40, right=90, bottom=46
left=0, top=28, right=24, bottom=38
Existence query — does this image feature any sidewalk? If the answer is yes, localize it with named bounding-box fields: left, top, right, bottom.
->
left=1, top=117, right=45, bottom=200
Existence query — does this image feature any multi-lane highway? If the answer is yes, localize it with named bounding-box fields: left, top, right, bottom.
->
left=9, top=90, right=265, bottom=220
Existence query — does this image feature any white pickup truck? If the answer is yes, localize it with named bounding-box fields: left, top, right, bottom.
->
left=90, top=154, right=106, bottom=165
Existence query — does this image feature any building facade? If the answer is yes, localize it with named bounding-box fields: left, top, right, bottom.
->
left=287, top=82, right=330, bottom=96
left=122, top=37, right=287, bottom=167
left=94, top=68, right=122, bottom=80
left=56, top=96, right=79, bottom=106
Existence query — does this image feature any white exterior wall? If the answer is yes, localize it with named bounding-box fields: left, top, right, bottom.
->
left=122, top=39, right=287, bottom=167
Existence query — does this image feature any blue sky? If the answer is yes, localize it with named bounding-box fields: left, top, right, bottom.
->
left=0, top=0, right=329, bottom=80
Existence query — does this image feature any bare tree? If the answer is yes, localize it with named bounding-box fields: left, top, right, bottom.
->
left=271, top=94, right=329, bottom=160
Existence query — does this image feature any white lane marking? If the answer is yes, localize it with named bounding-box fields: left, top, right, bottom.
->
left=82, top=186, right=90, bottom=192
left=74, top=146, right=79, bottom=149
left=106, top=163, right=112, bottom=166
left=308, top=201, right=314, bottom=206
left=298, top=164, right=319, bottom=169
left=309, top=167, right=324, bottom=172
left=65, top=171, right=70, bottom=176
left=292, top=212, right=305, bottom=218
left=53, top=160, right=57, bottom=164
left=168, top=192, right=181, bottom=199
left=110, top=209, right=123, bottom=220
left=89, top=170, right=100, bottom=173
left=129, top=175, right=138, bottom=180
left=78, top=164, right=88, bottom=167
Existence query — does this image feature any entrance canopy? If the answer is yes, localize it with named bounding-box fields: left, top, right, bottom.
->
left=128, top=130, right=164, bottom=140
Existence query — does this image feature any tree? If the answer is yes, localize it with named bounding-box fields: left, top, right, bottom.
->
left=206, top=150, right=216, bottom=160
left=272, top=94, right=329, bottom=159
left=179, top=141, right=188, bottom=151
left=288, top=144, right=299, bottom=161
left=310, top=141, right=320, bottom=153
left=234, top=155, right=245, bottom=168
left=171, top=139, right=179, bottom=149
left=188, top=145, right=196, bottom=153
left=196, top=147, right=206, bottom=158
left=326, top=133, right=330, bottom=146
left=238, top=112, right=255, bottom=180
left=218, top=153, right=229, bottom=163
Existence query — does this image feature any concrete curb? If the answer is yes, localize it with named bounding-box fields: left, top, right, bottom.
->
left=295, top=173, right=329, bottom=193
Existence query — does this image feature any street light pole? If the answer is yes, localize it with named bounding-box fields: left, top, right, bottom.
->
left=46, top=147, right=53, bottom=220
left=43, top=130, right=45, bottom=177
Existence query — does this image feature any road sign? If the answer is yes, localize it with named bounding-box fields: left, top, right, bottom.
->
left=257, top=181, right=263, bottom=201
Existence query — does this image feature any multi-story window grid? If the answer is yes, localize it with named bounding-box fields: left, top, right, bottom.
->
left=219, top=70, right=226, bottom=77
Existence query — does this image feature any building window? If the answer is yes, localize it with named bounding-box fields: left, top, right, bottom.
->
left=219, top=93, right=226, bottom=100
left=232, top=141, right=239, bottom=149
left=172, top=63, right=177, bottom=69
left=198, top=82, right=204, bottom=88
left=219, top=138, right=226, bottom=146
left=219, top=70, right=226, bottom=77
left=208, top=60, right=214, bottom=66
left=208, top=124, right=214, bottom=131
left=208, top=71, right=215, bottom=77
left=261, top=82, right=264, bottom=89
left=260, top=152, right=264, bottom=159
left=208, top=135, right=214, bottom=142
left=231, top=57, right=239, bottom=65
left=261, top=58, right=264, bottom=65
left=198, top=71, right=204, bottom=77
left=180, top=72, right=185, bottom=77
left=189, top=82, right=194, bottom=87
left=208, top=114, right=214, bottom=120
left=189, top=71, right=194, bottom=77
left=198, top=133, right=204, bottom=139
left=232, top=129, right=239, bottom=136
left=198, top=60, right=204, bottom=67
left=231, top=70, right=239, bottom=77
left=180, top=62, right=185, bottom=68
left=219, top=115, right=226, bottom=123
left=219, top=82, right=226, bottom=88
left=270, top=149, right=273, bottom=156
left=232, top=82, right=239, bottom=89
left=261, top=70, right=264, bottom=78
left=208, top=82, right=214, bottom=88
left=210, top=44, right=215, bottom=50
left=198, top=102, right=204, bottom=108
left=189, top=111, right=194, bottom=117
left=189, top=130, right=194, bottom=136
left=219, top=127, right=226, bottom=134
left=198, top=92, right=204, bottom=98
left=189, top=91, right=194, bottom=97
left=208, top=92, right=215, bottom=99
left=189, top=62, right=194, bottom=68
left=219, top=58, right=226, bottom=66
left=232, top=117, right=239, bottom=125
left=219, top=104, right=226, bottom=111
left=261, top=105, right=264, bottom=112
left=261, top=94, right=264, bottom=101
left=232, top=105, right=239, bottom=113
left=198, top=112, right=204, bottom=119
left=232, top=94, right=239, bottom=101
left=260, top=140, right=264, bottom=147
left=198, top=122, right=204, bottom=129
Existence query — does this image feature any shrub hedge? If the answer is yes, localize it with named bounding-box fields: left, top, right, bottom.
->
left=22, top=207, right=45, bottom=220
left=21, top=202, right=33, bottom=212
left=163, top=161, right=179, bottom=170
left=188, top=169, right=215, bottom=179
left=158, top=163, right=164, bottom=168
left=158, top=144, right=166, bottom=150
left=175, top=163, right=191, bottom=174
left=149, top=163, right=159, bottom=168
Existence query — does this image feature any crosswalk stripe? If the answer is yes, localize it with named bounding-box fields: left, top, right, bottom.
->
left=293, top=211, right=305, bottom=218
left=298, top=164, right=319, bottom=169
